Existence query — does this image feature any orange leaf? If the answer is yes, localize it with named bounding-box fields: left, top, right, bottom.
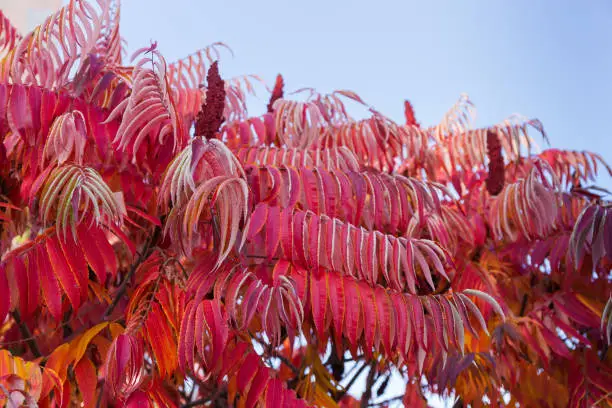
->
left=70, top=322, right=110, bottom=364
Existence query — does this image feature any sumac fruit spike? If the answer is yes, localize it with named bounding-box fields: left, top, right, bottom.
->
left=485, top=129, right=505, bottom=196
left=195, top=61, right=226, bottom=139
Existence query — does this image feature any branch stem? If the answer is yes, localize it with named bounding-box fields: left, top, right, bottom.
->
left=336, top=361, right=368, bottom=401
left=12, top=311, right=41, bottom=357
left=360, top=362, right=377, bottom=408
left=103, top=227, right=159, bottom=319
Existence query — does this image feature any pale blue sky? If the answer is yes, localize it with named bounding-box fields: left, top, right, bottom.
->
left=120, top=0, right=612, bottom=190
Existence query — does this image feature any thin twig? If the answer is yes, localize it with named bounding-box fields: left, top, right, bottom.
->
left=12, top=311, right=42, bottom=357
left=0, top=309, right=117, bottom=348
left=185, top=378, right=198, bottom=403
left=518, top=293, right=528, bottom=317
left=181, top=398, right=207, bottom=408
left=181, top=386, right=225, bottom=408
left=249, top=333, right=300, bottom=375
left=368, top=394, right=404, bottom=407
left=275, top=353, right=300, bottom=376
left=360, top=362, right=377, bottom=408
left=103, top=227, right=159, bottom=319
left=336, top=361, right=368, bottom=401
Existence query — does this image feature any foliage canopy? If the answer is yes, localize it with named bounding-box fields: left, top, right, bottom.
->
left=0, top=1, right=611, bottom=407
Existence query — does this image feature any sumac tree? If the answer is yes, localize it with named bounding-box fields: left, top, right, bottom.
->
left=0, top=1, right=611, bottom=407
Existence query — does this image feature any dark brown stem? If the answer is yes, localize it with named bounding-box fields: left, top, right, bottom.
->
left=519, top=293, right=528, bottom=317
left=368, top=394, right=404, bottom=407
left=103, top=227, right=159, bottom=319
left=181, top=386, right=225, bottom=408
left=185, top=377, right=196, bottom=403
left=250, top=333, right=300, bottom=375
left=181, top=399, right=207, bottom=408
left=360, top=362, right=377, bottom=408
left=12, top=311, right=41, bottom=357
left=275, top=353, right=300, bottom=376
left=452, top=397, right=465, bottom=408
left=62, top=309, right=73, bottom=339
left=336, top=361, right=368, bottom=401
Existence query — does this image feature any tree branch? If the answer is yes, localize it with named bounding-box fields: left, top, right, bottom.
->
left=181, top=399, right=207, bottom=408
left=249, top=332, right=300, bottom=375
left=519, top=293, right=528, bottom=317
left=368, top=394, right=404, bottom=407
left=12, top=311, right=41, bottom=357
left=275, top=353, right=300, bottom=376
left=336, top=361, right=369, bottom=401
left=181, top=386, right=225, bottom=408
left=452, top=397, right=465, bottom=408
left=103, top=227, right=160, bottom=319
left=360, top=362, right=377, bottom=408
